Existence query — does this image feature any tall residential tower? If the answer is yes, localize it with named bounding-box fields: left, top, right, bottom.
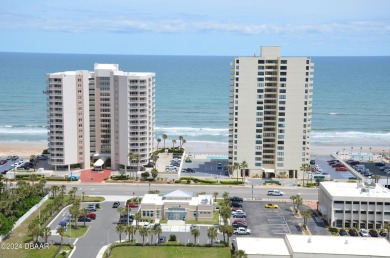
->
left=228, top=46, right=314, bottom=179
left=46, top=64, right=155, bottom=171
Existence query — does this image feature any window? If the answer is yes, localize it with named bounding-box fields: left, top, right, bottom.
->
left=281, top=60, right=287, bottom=64
left=280, top=78, right=287, bottom=82
left=258, top=60, right=264, bottom=64
left=255, top=163, right=262, bottom=166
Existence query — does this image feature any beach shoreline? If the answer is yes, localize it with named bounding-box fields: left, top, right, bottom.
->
left=0, top=140, right=388, bottom=159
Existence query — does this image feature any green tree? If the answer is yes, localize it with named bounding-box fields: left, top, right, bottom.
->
left=191, top=228, right=200, bottom=245
left=172, top=139, right=176, bottom=148
left=296, top=194, right=303, bottom=211
left=178, top=135, right=184, bottom=148
left=290, top=195, right=297, bottom=212
left=207, top=227, right=218, bottom=246
left=126, top=224, right=137, bottom=242
left=225, top=225, right=234, bottom=243
left=57, top=226, right=65, bottom=246
left=29, top=174, right=37, bottom=185
left=156, top=138, right=161, bottom=149
left=240, top=161, right=248, bottom=183
left=43, top=227, right=51, bottom=243
left=80, top=207, right=88, bottom=227
left=301, top=210, right=312, bottom=228
left=134, top=211, right=141, bottom=227
left=138, top=227, right=149, bottom=245
left=69, top=199, right=81, bottom=229
left=151, top=168, right=158, bottom=180
left=213, top=191, right=219, bottom=202
left=155, top=226, right=162, bottom=244
left=150, top=228, right=156, bottom=244
left=116, top=223, right=125, bottom=243
left=162, top=134, right=168, bottom=149
left=232, top=250, right=248, bottom=258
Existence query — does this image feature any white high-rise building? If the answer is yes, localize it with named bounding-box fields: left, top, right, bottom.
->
left=228, top=46, right=314, bottom=179
left=46, top=64, right=155, bottom=171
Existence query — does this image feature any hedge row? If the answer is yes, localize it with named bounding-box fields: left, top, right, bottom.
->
left=220, top=180, right=243, bottom=185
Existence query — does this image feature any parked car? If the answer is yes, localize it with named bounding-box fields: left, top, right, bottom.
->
left=360, top=229, right=369, bottom=237
left=87, top=204, right=96, bottom=211
left=332, top=163, right=345, bottom=168
left=369, top=229, right=379, bottom=237
left=233, top=213, right=246, bottom=219
left=112, top=202, right=120, bottom=208
left=233, top=219, right=247, bottom=225
left=232, top=222, right=248, bottom=228
left=379, top=229, right=387, bottom=237
left=339, top=229, right=348, bottom=236
left=153, top=223, right=161, bottom=230
left=310, top=160, right=315, bottom=165
left=234, top=227, right=251, bottom=235
left=336, top=167, right=349, bottom=171
left=230, top=196, right=243, bottom=203
left=119, top=215, right=134, bottom=224
left=126, top=202, right=139, bottom=208
left=217, top=163, right=223, bottom=169
left=190, top=224, right=198, bottom=230
left=265, top=203, right=279, bottom=209
left=232, top=210, right=245, bottom=215
left=348, top=229, right=358, bottom=236
left=375, top=162, right=385, bottom=166
left=231, top=202, right=243, bottom=208
left=348, top=176, right=358, bottom=180
left=79, top=213, right=96, bottom=220
left=78, top=217, right=91, bottom=222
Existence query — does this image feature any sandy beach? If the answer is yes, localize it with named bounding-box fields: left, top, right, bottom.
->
left=0, top=142, right=47, bottom=158
left=0, top=140, right=388, bottom=160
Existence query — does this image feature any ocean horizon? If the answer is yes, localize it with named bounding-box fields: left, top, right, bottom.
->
left=0, top=52, right=389, bottom=149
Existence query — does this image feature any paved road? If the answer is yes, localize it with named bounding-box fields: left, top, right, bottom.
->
left=46, top=182, right=319, bottom=201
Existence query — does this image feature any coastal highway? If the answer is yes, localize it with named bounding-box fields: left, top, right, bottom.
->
left=47, top=182, right=320, bottom=201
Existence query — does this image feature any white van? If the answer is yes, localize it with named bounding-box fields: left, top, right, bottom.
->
left=267, top=190, right=284, bottom=196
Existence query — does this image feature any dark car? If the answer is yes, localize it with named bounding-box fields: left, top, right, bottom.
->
left=339, top=229, right=348, bottom=236
left=217, top=163, right=223, bottom=169
left=119, top=215, right=134, bottom=224
left=348, top=229, right=358, bottom=236
left=158, top=236, right=166, bottom=243
left=231, top=202, right=243, bottom=208
left=153, top=223, right=161, bottom=230
left=379, top=230, right=387, bottom=237
left=375, top=162, right=385, bottom=166
left=369, top=229, right=379, bottom=237
left=78, top=217, right=91, bottom=222
left=310, top=160, right=315, bottom=165
left=232, top=222, right=248, bottom=228
left=348, top=176, right=357, bottom=180
left=230, top=196, right=243, bottom=203
left=186, top=168, right=196, bottom=173
left=112, top=201, right=120, bottom=208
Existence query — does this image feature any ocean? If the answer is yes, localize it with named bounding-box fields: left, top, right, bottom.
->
left=0, top=53, right=389, bottom=149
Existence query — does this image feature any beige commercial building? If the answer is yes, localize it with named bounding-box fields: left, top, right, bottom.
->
left=319, top=182, right=390, bottom=229
left=46, top=64, right=155, bottom=171
left=235, top=235, right=390, bottom=258
left=140, top=190, right=214, bottom=221
left=228, top=46, right=314, bottom=179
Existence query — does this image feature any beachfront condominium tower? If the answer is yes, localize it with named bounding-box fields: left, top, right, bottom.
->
left=46, top=64, right=155, bottom=171
left=228, top=46, right=314, bottom=179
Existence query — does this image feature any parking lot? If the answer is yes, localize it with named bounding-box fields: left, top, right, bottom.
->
left=182, top=159, right=229, bottom=178
left=232, top=201, right=329, bottom=238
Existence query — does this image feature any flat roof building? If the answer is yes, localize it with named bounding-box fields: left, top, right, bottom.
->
left=229, top=46, right=314, bottom=179
left=140, top=190, right=214, bottom=221
left=235, top=235, right=390, bottom=257
left=46, top=64, right=155, bottom=171
left=319, top=181, right=390, bottom=229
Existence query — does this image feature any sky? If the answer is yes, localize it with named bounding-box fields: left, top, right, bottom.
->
left=1, top=0, right=389, bottom=56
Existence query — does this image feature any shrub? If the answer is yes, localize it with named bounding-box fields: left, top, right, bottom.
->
left=169, top=234, right=177, bottom=241
left=328, top=227, right=338, bottom=233
left=186, top=243, right=194, bottom=247
left=220, top=180, right=242, bottom=185
left=95, top=203, right=100, bottom=209
left=141, top=172, right=150, bottom=178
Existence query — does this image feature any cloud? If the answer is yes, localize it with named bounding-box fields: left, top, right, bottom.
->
left=1, top=11, right=389, bottom=37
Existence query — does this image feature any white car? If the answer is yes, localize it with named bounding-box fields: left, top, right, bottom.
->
left=360, top=229, right=369, bottom=237
left=234, top=227, right=251, bottom=235
left=232, top=210, right=245, bottom=215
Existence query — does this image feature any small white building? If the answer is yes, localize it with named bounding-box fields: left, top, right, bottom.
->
left=235, top=235, right=390, bottom=258
left=139, top=190, right=214, bottom=221
left=318, top=181, right=390, bottom=229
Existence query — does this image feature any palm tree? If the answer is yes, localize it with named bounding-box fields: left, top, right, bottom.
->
left=227, top=165, right=234, bottom=176
left=207, top=227, right=218, bottom=246
left=134, top=211, right=141, bottom=227
left=372, top=175, right=381, bottom=183
left=220, top=206, right=232, bottom=224
left=149, top=228, right=156, bottom=244
left=155, top=226, right=162, bottom=244
left=128, top=152, right=141, bottom=178
left=162, top=134, right=168, bottom=149
left=191, top=228, right=200, bottom=245
left=71, top=186, right=78, bottom=200
left=220, top=225, right=228, bottom=242
left=126, top=224, right=137, bottom=242
left=69, top=199, right=81, bottom=229
left=300, top=163, right=311, bottom=186
left=80, top=207, right=88, bottom=227
left=232, top=250, right=248, bottom=258
left=178, top=135, right=184, bottom=147
left=290, top=195, right=297, bottom=211
left=156, top=138, right=161, bottom=149
left=57, top=226, right=65, bottom=246
left=240, top=161, right=248, bottom=183
left=29, top=174, right=37, bottom=185
left=213, top=191, right=219, bottom=202
left=151, top=155, right=158, bottom=168
left=116, top=223, right=125, bottom=243
left=225, top=225, right=234, bottom=243
left=138, top=227, right=149, bottom=245
left=51, top=185, right=59, bottom=198
left=296, top=194, right=303, bottom=211
left=43, top=227, right=51, bottom=243
left=59, top=185, right=66, bottom=196
left=172, top=139, right=176, bottom=149
left=233, top=162, right=240, bottom=182
left=182, top=139, right=186, bottom=148
left=301, top=210, right=312, bottom=228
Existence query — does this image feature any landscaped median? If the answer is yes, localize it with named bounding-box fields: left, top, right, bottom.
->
left=107, top=245, right=230, bottom=258
left=178, top=177, right=244, bottom=185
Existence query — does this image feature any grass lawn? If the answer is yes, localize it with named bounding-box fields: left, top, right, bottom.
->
left=109, top=246, right=230, bottom=258
left=63, top=225, right=89, bottom=238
